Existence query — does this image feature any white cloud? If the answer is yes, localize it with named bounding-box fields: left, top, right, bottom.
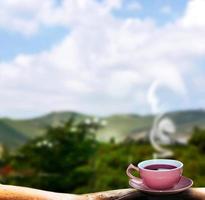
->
left=0, top=0, right=124, bottom=35
left=0, top=0, right=205, bottom=117
left=0, top=0, right=50, bottom=35
left=181, top=0, right=205, bottom=27
left=103, top=0, right=123, bottom=10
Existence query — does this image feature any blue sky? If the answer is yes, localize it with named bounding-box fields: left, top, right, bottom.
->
left=113, top=0, right=187, bottom=24
left=0, top=27, right=68, bottom=61
left=0, top=0, right=205, bottom=118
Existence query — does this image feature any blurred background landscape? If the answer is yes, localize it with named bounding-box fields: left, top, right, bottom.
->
left=1, top=109, right=205, bottom=149
left=0, top=0, right=205, bottom=194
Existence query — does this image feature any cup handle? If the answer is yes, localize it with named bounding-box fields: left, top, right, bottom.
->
left=126, top=164, right=142, bottom=184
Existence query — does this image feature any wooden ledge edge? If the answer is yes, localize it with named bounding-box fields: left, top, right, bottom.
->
left=0, top=185, right=205, bottom=200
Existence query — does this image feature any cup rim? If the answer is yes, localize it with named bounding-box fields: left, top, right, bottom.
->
left=138, top=159, right=183, bottom=172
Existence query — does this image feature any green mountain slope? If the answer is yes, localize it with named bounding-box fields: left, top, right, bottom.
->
left=168, top=110, right=205, bottom=132
left=0, top=120, right=27, bottom=148
left=2, top=111, right=87, bottom=139
left=97, top=114, right=153, bottom=142
left=0, top=109, right=204, bottom=148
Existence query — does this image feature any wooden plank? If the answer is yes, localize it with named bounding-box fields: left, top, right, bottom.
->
left=84, top=188, right=205, bottom=200
left=0, top=185, right=205, bottom=200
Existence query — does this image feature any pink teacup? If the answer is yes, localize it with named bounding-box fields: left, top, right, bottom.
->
left=126, top=159, right=183, bottom=190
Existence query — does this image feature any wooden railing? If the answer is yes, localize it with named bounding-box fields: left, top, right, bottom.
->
left=0, top=185, right=205, bottom=200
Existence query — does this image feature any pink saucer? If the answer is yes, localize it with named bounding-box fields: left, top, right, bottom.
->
left=129, top=176, right=193, bottom=195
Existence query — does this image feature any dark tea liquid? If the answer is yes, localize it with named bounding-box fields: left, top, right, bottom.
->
left=144, top=164, right=177, bottom=171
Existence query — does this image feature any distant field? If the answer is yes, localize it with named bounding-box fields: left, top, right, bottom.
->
left=0, top=109, right=205, bottom=148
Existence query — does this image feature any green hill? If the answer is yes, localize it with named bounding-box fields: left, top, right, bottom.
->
left=0, top=120, right=27, bottom=148
left=97, top=110, right=205, bottom=142
left=2, top=111, right=87, bottom=139
left=96, top=114, right=154, bottom=142
left=0, top=109, right=205, bottom=149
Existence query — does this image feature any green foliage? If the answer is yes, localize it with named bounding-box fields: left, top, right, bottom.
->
left=189, top=126, right=205, bottom=152
left=1, top=123, right=205, bottom=193
left=2, top=117, right=101, bottom=192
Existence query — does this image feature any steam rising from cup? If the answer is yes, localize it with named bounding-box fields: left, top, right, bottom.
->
left=149, top=113, right=176, bottom=158
left=147, top=80, right=181, bottom=158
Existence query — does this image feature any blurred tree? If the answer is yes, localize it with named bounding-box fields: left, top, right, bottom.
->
left=189, top=126, right=205, bottom=152
left=5, top=117, right=103, bottom=192
left=3, top=123, right=205, bottom=192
